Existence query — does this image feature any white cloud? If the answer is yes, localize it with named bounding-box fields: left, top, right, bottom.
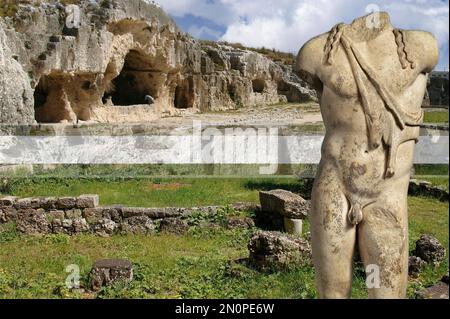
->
left=187, top=25, right=223, bottom=39
left=156, top=0, right=449, bottom=69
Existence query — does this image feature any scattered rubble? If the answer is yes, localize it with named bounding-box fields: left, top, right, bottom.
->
left=248, top=231, right=311, bottom=272
left=89, top=259, right=133, bottom=291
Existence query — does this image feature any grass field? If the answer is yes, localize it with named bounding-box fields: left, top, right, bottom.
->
left=423, top=110, right=449, bottom=124
left=0, top=176, right=448, bottom=299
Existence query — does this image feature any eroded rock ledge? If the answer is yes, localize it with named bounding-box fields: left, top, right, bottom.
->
left=0, top=0, right=316, bottom=126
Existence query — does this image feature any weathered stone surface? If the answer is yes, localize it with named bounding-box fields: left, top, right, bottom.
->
left=83, top=207, right=122, bottom=224
left=248, top=231, right=311, bottom=272
left=83, top=208, right=105, bottom=225
left=93, top=218, right=118, bottom=237
left=56, top=197, right=77, bottom=210
left=0, top=23, right=34, bottom=131
left=295, top=12, right=439, bottom=299
left=72, top=218, right=90, bottom=233
left=40, top=197, right=57, bottom=210
left=120, top=216, right=156, bottom=235
left=0, top=207, right=17, bottom=223
left=159, top=218, right=189, bottom=235
left=121, top=207, right=154, bottom=218
left=0, top=0, right=315, bottom=126
left=415, top=234, right=446, bottom=265
left=46, top=210, right=65, bottom=223
left=89, top=259, right=133, bottom=291
left=16, top=209, right=50, bottom=235
left=15, top=198, right=41, bottom=210
left=226, top=217, right=255, bottom=230
left=51, top=219, right=64, bottom=234
left=65, top=209, right=83, bottom=220
left=62, top=219, right=74, bottom=234
left=76, top=195, right=99, bottom=209
left=122, top=207, right=183, bottom=219
left=409, top=256, right=427, bottom=278
left=417, top=282, right=449, bottom=299
left=283, top=217, right=303, bottom=236
left=101, top=207, right=122, bottom=223
left=259, top=189, right=309, bottom=219
left=0, top=196, right=17, bottom=207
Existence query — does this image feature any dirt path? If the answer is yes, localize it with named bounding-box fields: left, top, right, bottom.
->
left=159, top=102, right=322, bottom=128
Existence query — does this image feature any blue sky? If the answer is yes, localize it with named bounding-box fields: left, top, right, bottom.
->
left=154, top=0, right=449, bottom=70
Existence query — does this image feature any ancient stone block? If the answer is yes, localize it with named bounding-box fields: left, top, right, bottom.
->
left=159, top=218, right=190, bottom=235
left=16, top=209, right=50, bottom=235
left=41, top=197, right=58, bottom=210
left=248, top=231, right=311, bottom=272
left=65, top=209, right=83, bottom=220
left=120, top=216, right=156, bottom=235
left=46, top=210, right=65, bottom=223
left=83, top=208, right=105, bottom=225
left=62, top=219, right=74, bottom=234
left=409, top=256, right=427, bottom=278
left=93, top=218, right=117, bottom=237
left=76, top=195, right=99, bottom=209
left=101, top=207, right=122, bottom=223
left=56, top=197, right=77, bottom=210
left=121, top=207, right=184, bottom=219
left=259, top=189, right=309, bottom=219
left=89, top=259, right=133, bottom=291
left=51, top=219, right=64, bottom=234
left=0, top=207, right=17, bottom=223
left=72, top=218, right=90, bottom=233
left=121, top=207, right=151, bottom=218
left=0, top=196, right=17, bottom=207
left=415, top=234, right=446, bottom=265
left=283, top=217, right=303, bottom=236
left=15, top=198, right=41, bottom=210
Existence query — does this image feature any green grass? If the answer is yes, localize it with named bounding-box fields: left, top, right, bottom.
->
left=0, top=176, right=448, bottom=299
left=423, top=111, right=449, bottom=124
left=5, top=177, right=307, bottom=207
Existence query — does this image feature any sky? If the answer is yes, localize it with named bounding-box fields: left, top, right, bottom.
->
left=153, top=0, right=449, bottom=70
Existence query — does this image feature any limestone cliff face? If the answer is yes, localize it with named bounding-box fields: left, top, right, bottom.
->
left=0, top=0, right=316, bottom=124
left=0, top=22, right=34, bottom=129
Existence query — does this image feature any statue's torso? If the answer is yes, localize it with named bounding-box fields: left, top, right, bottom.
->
left=315, top=29, right=428, bottom=197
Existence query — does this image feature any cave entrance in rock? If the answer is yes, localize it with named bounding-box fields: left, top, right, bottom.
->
left=174, top=78, right=194, bottom=109
left=33, top=74, right=75, bottom=123
left=106, top=50, right=160, bottom=106
left=252, top=79, right=265, bottom=93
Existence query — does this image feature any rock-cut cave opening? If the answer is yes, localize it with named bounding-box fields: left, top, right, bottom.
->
left=103, top=50, right=162, bottom=106
left=174, top=78, right=194, bottom=109
left=252, top=79, right=266, bottom=93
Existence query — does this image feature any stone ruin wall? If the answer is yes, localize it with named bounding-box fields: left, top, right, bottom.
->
left=0, top=0, right=317, bottom=126
left=0, top=194, right=260, bottom=236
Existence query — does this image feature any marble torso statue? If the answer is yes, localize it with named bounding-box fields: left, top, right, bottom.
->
left=295, top=12, right=439, bottom=298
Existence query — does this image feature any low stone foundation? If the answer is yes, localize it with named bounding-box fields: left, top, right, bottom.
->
left=409, top=180, right=449, bottom=201
left=0, top=195, right=258, bottom=236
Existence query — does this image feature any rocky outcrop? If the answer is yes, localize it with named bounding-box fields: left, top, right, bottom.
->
left=0, top=0, right=316, bottom=125
left=0, top=22, right=34, bottom=132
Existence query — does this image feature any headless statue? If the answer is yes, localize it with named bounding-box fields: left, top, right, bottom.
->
left=295, top=12, right=439, bottom=298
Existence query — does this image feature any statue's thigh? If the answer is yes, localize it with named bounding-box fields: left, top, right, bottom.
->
left=310, top=182, right=356, bottom=298
left=358, top=199, right=409, bottom=298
